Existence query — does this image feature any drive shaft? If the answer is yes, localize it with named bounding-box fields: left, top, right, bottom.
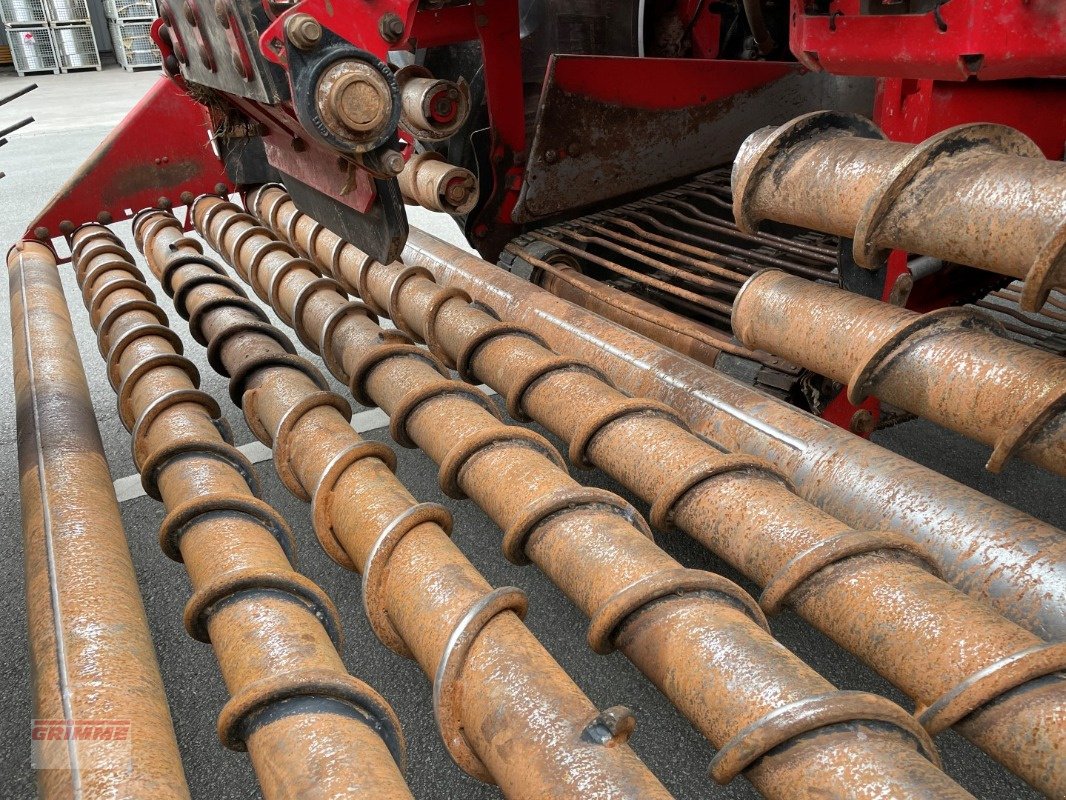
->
left=196, top=193, right=974, bottom=800
left=69, top=223, right=412, bottom=800
left=133, top=208, right=675, bottom=800
left=252, top=185, right=1066, bottom=797
left=731, top=111, right=1066, bottom=311
left=9, top=241, right=190, bottom=799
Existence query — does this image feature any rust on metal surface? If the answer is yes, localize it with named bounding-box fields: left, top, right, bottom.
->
left=68, top=223, right=412, bottom=800
left=733, top=270, right=1066, bottom=477
left=226, top=186, right=982, bottom=800
left=732, top=111, right=1066, bottom=311
left=394, top=222, right=1066, bottom=643
left=9, top=241, right=190, bottom=799
left=255, top=187, right=1066, bottom=797
left=136, top=206, right=673, bottom=800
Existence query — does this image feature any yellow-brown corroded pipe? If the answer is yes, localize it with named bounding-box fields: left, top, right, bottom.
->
left=9, top=241, right=190, bottom=800
left=732, top=270, right=1066, bottom=477
left=200, top=192, right=975, bottom=800
left=731, top=111, right=1066, bottom=311
left=251, top=186, right=1066, bottom=797
left=393, top=221, right=1066, bottom=643
left=133, top=209, right=675, bottom=800
left=67, top=223, right=412, bottom=800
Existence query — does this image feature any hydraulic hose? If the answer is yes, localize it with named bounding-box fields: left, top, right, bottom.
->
left=132, top=208, right=676, bottom=800
left=252, top=184, right=1066, bottom=797
left=9, top=241, right=190, bottom=799
left=196, top=192, right=973, bottom=800
left=68, top=223, right=412, bottom=800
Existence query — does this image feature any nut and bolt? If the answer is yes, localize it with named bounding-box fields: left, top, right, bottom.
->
left=285, top=13, right=322, bottom=50
left=381, top=150, right=405, bottom=176
left=317, top=61, right=393, bottom=144
left=849, top=409, right=875, bottom=436
left=378, top=12, right=405, bottom=43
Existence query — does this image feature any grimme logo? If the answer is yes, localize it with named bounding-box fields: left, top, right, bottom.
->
left=31, top=719, right=132, bottom=771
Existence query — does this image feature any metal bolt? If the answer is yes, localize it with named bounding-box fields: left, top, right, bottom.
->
left=180, top=191, right=195, bottom=204
left=33, top=226, right=49, bottom=240
left=381, top=150, right=405, bottom=176
left=58, top=220, right=74, bottom=235
left=568, top=141, right=582, bottom=157
left=291, top=137, right=307, bottom=152
left=96, top=211, right=113, bottom=224
left=214, top=182, right=229, bottom=195
left=544, top=149, right=558, bottom=164
left=378, top=12, right=404, bottom=43
left=285, top=13, right=322, bottom=50
left=849, top=409, right=875, bottom=436
left=158, top=197, right=173, bottom=211
left=580, top=706, right=636, bottom=746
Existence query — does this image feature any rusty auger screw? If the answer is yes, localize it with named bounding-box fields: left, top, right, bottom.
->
left=132, top=208, right=676, bottom=800
left=68, top=221, right=412, bottom=800
left=250, top=185, right=1066, bottom=798
left=195, top=192, right=978, bottom=800
left=732, top=269, right=1066, bottom=479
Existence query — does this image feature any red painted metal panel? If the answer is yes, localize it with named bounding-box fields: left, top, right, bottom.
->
left=27, top=77, right=230, bottom=240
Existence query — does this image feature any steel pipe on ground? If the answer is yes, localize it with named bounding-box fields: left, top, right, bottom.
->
left=253, top=185, right=1066, bottom=797
left=203, top=193, right=973, bottom=800
left=8, top=241, right=189, bottom=800
left=133, top=209, right=674, bottom=800
left=68, top=224, right=412, bottom=800
left=733, top=270, right=1066, bottom=477
left=731, top=111, right=1066, bottom=311
left=392, top=223, right=1066, bottom=642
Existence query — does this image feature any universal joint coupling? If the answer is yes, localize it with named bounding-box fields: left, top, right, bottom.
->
left=732, top=111, right=1066, bottom=311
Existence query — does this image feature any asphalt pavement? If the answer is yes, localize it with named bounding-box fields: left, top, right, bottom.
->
left=0, top=66, right=1059, bottom=800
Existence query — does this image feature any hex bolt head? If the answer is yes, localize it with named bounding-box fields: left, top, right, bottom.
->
left=381, top=150, right=405, bottom=176
left=285, top=13, right=322, bottom=50
left=378, top=12, right=404, bottom=43
left=849, top=409, right=875, bottom=436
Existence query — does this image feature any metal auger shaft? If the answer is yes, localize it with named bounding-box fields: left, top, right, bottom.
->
left=195, top=193, right=973, bottom=800
left=731, top=111, right=1066, bottom=311
left=132, top=208, right=676, bottom=800
left=69, top=223, right=413, bottom=800
left=251, top=184, right=1066, bottom=798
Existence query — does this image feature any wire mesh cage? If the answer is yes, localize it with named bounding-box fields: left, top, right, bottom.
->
left=46, top=0, right=89, bottom=23
left=1, top=0, right=47, bottom=25
left=103, top=0, right=155, bottom=19
left=6, top=25, right=57, bottom=73
left=52, top=22, right=98, bottom=69
left=108, top=18, right=159, bottom=69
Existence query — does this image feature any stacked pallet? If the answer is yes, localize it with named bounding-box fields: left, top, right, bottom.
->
left=104, top=0, right=159, bottom=71
left=1, top=0, right=100, bottom=76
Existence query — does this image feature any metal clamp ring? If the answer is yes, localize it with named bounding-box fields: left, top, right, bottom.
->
left=389, top=379, right=502, bottom=450
left=362, top=502, right=453, bottom=657
left=292, top=276, right=347, bottom=353
left=385, top=265, right=433, bottom=340
left=217, top=668, right=407, bottom=773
